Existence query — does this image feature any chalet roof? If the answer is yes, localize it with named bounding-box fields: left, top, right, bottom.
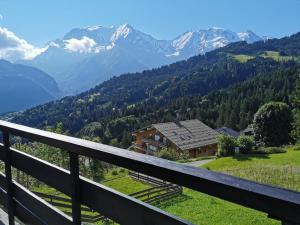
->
left=216, top=127, right=240, bottom=138
left=243, top=126, right=254, bottom=134
left=152, top=119, right=218, bottom=151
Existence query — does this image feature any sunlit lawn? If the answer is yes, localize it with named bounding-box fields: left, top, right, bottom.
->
left=32, top=147, right=300, bottom=225
left=158, top=147, right=300, bottom=225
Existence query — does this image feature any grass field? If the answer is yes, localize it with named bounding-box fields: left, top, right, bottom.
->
left=232, top=54, right=255, bottom=63
left=101, top=170, right=151, bottom=194
left=203, top=147, right=300, bottom=191
left=32, top=147, right=300, bottom=225
left=232, top=51, right=300, bottom=64
left=158, top=147, right=300, bottom=225
left=260, top=51, right=295, bottom=61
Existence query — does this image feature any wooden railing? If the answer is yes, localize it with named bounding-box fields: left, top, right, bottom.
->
left=0, top=120, right=299, bottom=225
left=32, top=181, right=182, bottom=223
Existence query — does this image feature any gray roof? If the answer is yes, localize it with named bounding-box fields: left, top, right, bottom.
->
left=216, top=127, right=240, bottom=138
left=152, top=119, right=219, bottom=151
left=243, top=126, right=254, bottom=134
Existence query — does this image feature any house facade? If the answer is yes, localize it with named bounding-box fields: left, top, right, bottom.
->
left=133, top=119, right=219, bottom=158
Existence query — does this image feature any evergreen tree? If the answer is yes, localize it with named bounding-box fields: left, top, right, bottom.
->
left=291, top=75, right=300, bottom=142
left=121, top=131, right=132, bottom=148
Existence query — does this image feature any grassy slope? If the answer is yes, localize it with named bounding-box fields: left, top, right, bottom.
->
left=232, top=51, right=300, bottom=63
left=32, top=149, right=300, bottom=225
left=159, top=148, right=300, bottom=225
left=101, top=173, right=151, bottom=194
left=203, top=148, right=300, bottom=191
left=232, top=54, right=255, bottom=63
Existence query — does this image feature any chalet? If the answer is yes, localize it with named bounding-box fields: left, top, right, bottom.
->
left=133, top=119, right=219, bottom=158
left=216, top=126, right=240, bottom=138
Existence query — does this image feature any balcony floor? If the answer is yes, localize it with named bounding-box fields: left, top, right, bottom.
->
left=0, top=207, right=20, bottom=225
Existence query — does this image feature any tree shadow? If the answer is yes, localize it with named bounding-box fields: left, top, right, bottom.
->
left=155, top=194, right=192, bottom=208
left=232, top=153, right=270, bottom=161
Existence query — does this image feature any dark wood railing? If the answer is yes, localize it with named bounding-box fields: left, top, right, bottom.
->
left=0, top=120, right=299, bottom=225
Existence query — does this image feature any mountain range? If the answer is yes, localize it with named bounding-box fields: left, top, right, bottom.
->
left=21, top=24, right=263, bottom=94
left=12, top=32, right=300, bottom=143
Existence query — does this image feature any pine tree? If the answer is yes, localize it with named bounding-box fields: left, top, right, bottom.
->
left=291, top=75, right=300, bottom=142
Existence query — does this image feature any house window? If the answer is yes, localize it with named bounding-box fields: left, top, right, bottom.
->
left=149, top=145, right=157, bottom=151
left=163, top=137, right=167, bottom=144
left=154, top=135, right=160, bottom=141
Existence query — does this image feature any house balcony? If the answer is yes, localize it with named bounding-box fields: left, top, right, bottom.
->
left=0, top=120, right=299, bottom=225
left=142, top=138, right=167, bottom=148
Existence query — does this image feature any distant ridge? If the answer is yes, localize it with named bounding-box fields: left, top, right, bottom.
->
left=0, top=60, right=61, bottom=114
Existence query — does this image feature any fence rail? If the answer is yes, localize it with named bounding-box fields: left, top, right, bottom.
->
left=0, top=120, right=299, bottom=225
left=32, top=180, right=182, bottom=223
left=129, top=171, right=168, bottom=186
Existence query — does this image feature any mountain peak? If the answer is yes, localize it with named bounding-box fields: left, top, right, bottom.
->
left=237, top=30, right=262, bottom=43
left=110, top=24, right=134, bottom=42
left=24, top=25, right=265, bottom=94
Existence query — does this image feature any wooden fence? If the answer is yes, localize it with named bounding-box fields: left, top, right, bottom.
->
left=32, top=176, right=182, bottom=223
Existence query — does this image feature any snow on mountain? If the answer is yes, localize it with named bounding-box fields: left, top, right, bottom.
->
left=237, top=30, right=262, bottom=43
left=20, top=24, right=263, bottom=94
left=169, top=27, right=262, bottom=59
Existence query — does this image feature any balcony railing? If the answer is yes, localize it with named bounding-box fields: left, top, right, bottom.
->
left=0, top=120, right=299, bottom=225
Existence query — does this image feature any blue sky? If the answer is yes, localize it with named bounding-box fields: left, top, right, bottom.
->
left=0, top=0, right=299, bottom=46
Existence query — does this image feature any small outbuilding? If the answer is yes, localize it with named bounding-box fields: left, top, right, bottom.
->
left=216, top=127, right=240, bottom=138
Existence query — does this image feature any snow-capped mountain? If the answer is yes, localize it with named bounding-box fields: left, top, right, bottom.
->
left=21, top=24, right=263, bottom=94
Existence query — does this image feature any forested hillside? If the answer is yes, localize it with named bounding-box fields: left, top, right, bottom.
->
left=12, top=32, right=300, bottom=147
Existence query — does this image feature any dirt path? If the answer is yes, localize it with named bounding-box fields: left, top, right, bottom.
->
left=184, top=158, right=214, bottom=167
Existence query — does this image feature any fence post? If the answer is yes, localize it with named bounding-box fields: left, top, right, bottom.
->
left=69, top=152, right=81, bottom=225
left=3, top=131, right=15, bottom=225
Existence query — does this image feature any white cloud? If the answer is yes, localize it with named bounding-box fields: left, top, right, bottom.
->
left=64, top=36, right=97, bottom=53
left=0, top=27, right=47, bottom=61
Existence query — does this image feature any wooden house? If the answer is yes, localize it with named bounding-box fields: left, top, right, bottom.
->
left=133, top=119, right=219, bottom=158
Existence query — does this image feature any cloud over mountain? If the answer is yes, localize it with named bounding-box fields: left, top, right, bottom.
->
left=64, top=36, right=97, bottom=53
left=0, top=27, right=46, bottom=61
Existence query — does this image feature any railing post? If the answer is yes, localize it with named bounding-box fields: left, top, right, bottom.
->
left=3, top=131, right=15, bottom=225
left=69, top=152, right=81, bottom=225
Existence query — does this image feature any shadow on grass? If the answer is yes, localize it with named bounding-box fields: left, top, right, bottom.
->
left=155, top=194, right=192, bottom=208
left=232, top=153, right=270, bottom=161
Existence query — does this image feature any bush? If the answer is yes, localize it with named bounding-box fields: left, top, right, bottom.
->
left=238, top=135, right=255, bottom=154
left=111, top=169, right=118, bottom=176
left=291, top=145, right=300, bottom=151
left=253, top=102, right=292, bottom=147
left=156, top=147, right=190, bottom=161
left=156, top=148, right=179, bottom=161
left=217, top=134, right=237, bottom=156
left=254, top=147, right=286, bottom=154
left=119, top=168, right=126, bottom=173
